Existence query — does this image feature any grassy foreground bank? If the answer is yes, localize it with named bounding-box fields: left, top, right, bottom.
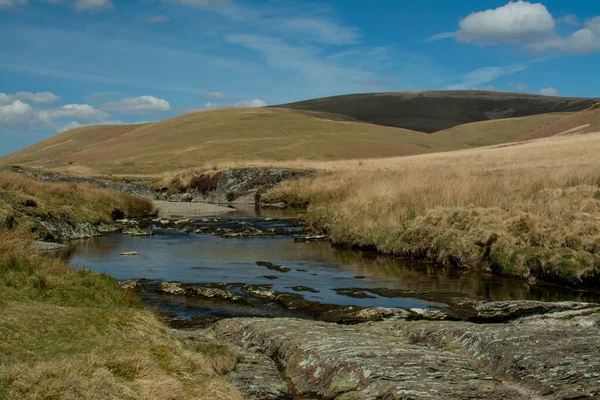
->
left=0, top=175, right=241, bottom=399
left=265, top=133, right=600, bottom=285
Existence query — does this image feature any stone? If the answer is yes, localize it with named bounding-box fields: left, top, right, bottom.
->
left=119, top=251, right=139, bottom=256
left=119, top=280, right=141, bottom=291
left=186, top=286, right=245, bottom=303
left=409, top=308, right=451, bottom=320
left=160, top=281, right=185, bottom=295
left=35, top=241, right=67, bottom=251
left=123, top=227, right=153, bottom=236
left=294, top=234, right=330, bottom=242
left=290, top=285, right=319, bottom=293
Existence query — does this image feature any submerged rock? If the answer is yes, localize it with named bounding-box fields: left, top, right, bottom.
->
left=290, top=285, right=319, bottom=293
left=256, top=261, right=291, bottom=273
left=119, top=251, right=139, bottom=256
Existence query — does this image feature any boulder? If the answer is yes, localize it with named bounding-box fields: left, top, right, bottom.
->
left=159, top=281, right=185, bottom=295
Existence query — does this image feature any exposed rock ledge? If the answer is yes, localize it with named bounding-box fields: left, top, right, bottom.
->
left=182, top=301, right=600, bottom=399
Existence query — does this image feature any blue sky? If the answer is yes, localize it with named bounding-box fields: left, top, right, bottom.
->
left=1, top=0, right=599, bottom=155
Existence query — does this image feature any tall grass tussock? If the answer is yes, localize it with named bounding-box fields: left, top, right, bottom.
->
left=0, top=171, right=155, bottom=237
left=265, top=133, right=600, bottom=284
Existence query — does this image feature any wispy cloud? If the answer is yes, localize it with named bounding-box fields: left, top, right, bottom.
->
left=446, top=64, right=528, bottom=90
left=147, top=14, right=171, bottom=22
left=226, top=34, right=374, bottom=93
left=74, top=0, right=113, bottom=13
left=203, top=92, right=227, bottom=100
left=423, top=32, right=455, bottom=43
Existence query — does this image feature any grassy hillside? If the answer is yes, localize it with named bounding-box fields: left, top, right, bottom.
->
left=264, top=132, right=600, bottom=285
left=433, top=112, right=570, bottom=147
left=276, top=91, right=596, bottom=133
left=1, top=108, right=460, bottom=175
left=515, top=103, right=600, bottom=142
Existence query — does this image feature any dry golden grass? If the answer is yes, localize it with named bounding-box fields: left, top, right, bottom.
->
left=0, top=229, right=242, bottom=400
left=433, top=112, right=569, bottom=147
left=265, top=133, right=600, bottom=284
left=0, top=171, right=155, bottom=238
left=1, top=108, right=460, bottom=175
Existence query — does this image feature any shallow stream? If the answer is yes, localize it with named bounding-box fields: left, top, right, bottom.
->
left=62, top=214, right=600, bottom=323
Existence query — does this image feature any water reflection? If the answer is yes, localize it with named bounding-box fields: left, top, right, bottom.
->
left=62, top=232, right=600, bottom=308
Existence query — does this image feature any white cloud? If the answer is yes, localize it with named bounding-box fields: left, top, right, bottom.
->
left=538, top=87, right=560, bottom=96
left=280, top=18, right=359, bottom=45
left=529, top=16, right=600, bottom=54
left=203, top=91, right=227, bottom=100
left=0, top=0, right=27, bottom=8
left=100, top=96, right=172, bottom=114
left=428, top=2, right=600, bottom=55
left=186, top=98, right=267, bottom=112
left=163, top=0, right=230, bottom=7
left=558, top=14, right=579, bottom=26
left=446, top=64, right=528, bottom=90
left=57, top=119, right=123, bottom=133
left=147, top=15, right=170, bottom=22
left=74, top=0, right=113, bottom=13
left=14, top=91, right=60, bottom=103
left=38, top=104, right=110, bottom=125
left=0, top=93, right=11, bottom=104
left=0, top=91, right=60, bottom=104
left=0, top=101, right=35, bottom=129
left=457, top=1, right=555, bottom=43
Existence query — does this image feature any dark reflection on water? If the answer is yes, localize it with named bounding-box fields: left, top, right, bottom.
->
left=61, top=232, right=600, bottom=318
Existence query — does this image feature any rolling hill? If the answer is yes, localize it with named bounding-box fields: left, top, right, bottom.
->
left=276, top=91, right=597, bottom=133
left=1, top=108, right=459, bottom=175
left=433, top=112, right=570, bottom=147
left=515, top=103, right=600, bottom=142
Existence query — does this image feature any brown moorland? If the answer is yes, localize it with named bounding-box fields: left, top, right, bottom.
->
left=515, top=102, right=600, bottom=142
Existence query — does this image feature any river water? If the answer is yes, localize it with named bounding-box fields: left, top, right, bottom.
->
left=62, top=215, right=599, bottom=321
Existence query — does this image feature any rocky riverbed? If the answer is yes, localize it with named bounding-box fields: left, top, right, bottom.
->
left=177, top=301, right=600, bottom=399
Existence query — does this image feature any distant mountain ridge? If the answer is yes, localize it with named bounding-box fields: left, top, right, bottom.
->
left=275, top=90, right=598, bottom=133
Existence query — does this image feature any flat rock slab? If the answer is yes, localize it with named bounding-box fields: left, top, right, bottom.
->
left=213, top=319, right=525, bottom=399
left=227, top=349, right=290, bottom=400
left=211, top=304, right=600, bottom=399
